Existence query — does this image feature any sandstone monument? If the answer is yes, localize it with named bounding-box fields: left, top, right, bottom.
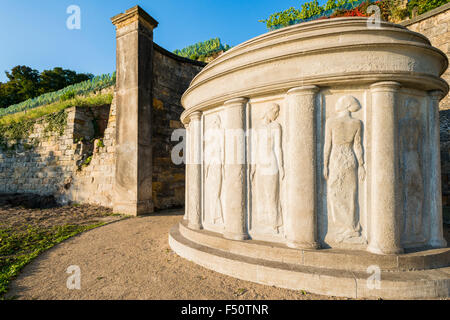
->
left=169, top=17, right=450, bottom=299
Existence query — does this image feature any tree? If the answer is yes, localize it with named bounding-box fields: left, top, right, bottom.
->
left=38, top=67, right=92, bottom=95
left=325, top=0, right=338, bottom=10
left=0, top=66, right=94, bottom=109
left=4, top=65, right=40, bottom=102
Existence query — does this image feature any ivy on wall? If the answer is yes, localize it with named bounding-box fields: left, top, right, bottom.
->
left=407, top=0, right=449, bottom=16
left=260, top=0, right=450, bottom=30
left=43, top=110, right=68, bottom=137
left=0, top=110, right=68, bottom=154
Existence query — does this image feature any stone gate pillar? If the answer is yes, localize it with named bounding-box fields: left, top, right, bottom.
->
left=429, top=90, right=447, bottom=248
left=285, top=86, right=320, bottom=249
left=187, top=111, right=203, bottom=230
left=111, top=6, right=158, bottom=216
left=223, top=98, right=249, bottom=240
left=368, top=82, right=403, bottom=254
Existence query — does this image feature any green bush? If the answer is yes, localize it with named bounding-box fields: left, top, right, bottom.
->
left=60, top=90, right=76, bottom=102
left=260, top=0, right=449, bottom=30
left=174, top=38, right=232, bottom=61
left=407, top=0, right=449, bottom=16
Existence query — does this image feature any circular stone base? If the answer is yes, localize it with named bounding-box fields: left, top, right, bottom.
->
left=169, top=222, right=450, bottom=299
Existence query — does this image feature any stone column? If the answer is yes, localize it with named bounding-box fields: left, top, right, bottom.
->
left=187, top=112, right=203, bottom=230
left=368, top=82, right=403, bottom=255
left=111, top=6, right=158, bottom=216
left=183, top=121, right=190, bottom=221
left=285, top=86, right=320, bottom=249
left=428, top=91, right=447, bottom=248
left=223, top=98, right=249, bottom=240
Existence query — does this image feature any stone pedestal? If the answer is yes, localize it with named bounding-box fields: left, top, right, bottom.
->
left=223, top=98, right=249, bottom=240
left=285, top=86, right=320, bottom=249
left=368, top=82, right=404, bottom=255
left=111, top=6, right=158, bottom=216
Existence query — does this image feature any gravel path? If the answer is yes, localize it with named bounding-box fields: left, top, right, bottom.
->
left=5, top=210, right=450, bottom=300
left=5, top=211, right=346, bottom=300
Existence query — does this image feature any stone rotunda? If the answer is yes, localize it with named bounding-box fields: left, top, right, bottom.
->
left=169, top=17, right=450, bottom=299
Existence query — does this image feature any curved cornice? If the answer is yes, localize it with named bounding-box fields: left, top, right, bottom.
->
left=181, top=17, right=449, bottom=122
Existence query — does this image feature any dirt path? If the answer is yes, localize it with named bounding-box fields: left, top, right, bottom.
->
left=5, top=211, right=347, bottom=300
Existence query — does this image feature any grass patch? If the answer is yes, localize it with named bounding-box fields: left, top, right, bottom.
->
left=0, top=93, right=113, bottom=128
left=0, top=93, right=113, bottom=147
left=0, top=223, right=105, bottom=298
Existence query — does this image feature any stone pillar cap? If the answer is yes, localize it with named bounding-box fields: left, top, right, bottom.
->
left=111, top=5, right=159, bottom=30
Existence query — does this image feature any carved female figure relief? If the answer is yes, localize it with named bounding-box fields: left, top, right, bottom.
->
left=251, top=103, right=285, bottom=233
left=324, top=96, right=365, bottom=243
left=205, top=115, right=225, bottom=225
left=400, top=98, right=424, bottom=242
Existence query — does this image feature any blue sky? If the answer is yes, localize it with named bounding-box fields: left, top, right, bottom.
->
left=0, top=0, right=313, bottom=82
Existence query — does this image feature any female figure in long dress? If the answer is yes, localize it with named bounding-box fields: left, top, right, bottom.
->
left=324, top=96, right=365, bottom=243
left=251, top=103, right=285, bottom=233
left=205, top=115, right=225, bottom=224
left=400, top=99, right=424, bottom=241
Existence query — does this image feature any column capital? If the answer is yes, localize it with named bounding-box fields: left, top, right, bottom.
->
left=370, top=81, right=402, bottom=92
left=429, top=90, right=445, bottom=101
left=286, top=85, right=320, bottom=95
left=190, top=111, right=203, bottom=121
left=111, top=5, right=159, bottom=31
left=223, top=97, right=249, bottom=106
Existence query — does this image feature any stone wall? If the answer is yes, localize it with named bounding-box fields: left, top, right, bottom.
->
left=61, top=97, right=116, bottom=206
left=0, top=102, right=115, bottom=207
left=0, top=40, right=204, bottom=212
left=402, top=3, right=450, bottom=108
left=151, top=44, right=204, bottom=210
left=402, top=3, right=450, bottom=210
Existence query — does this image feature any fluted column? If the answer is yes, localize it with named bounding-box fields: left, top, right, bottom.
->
left=223, top=98, right=249, bottom=240
left=187, top=111, right=203, bottom=230
left=368, top=82, right=403, bottom=255
left=428, top=90, right=447, bottom=248
left=285, top=86, right=320, bottom=249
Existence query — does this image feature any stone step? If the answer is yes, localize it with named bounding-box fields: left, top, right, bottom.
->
left=178, top=221, right=450, bottom=272
left=170, top=223, right=450, bottom=299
